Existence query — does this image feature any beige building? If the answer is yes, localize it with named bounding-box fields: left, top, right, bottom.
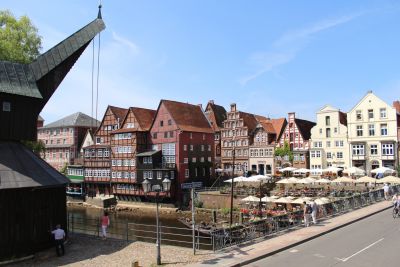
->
left=310, top=105, right=349, bottom=172
left=347, top=91, right=398, bottom=174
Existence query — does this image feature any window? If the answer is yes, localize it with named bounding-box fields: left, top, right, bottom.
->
left=143, top=157, right=153, bottom=164
left=201, top=145, right=204, bottom=151
left=208, top=145, right=211, bottom=151
left=190, top=133, right=193, bottom=139
left=153, top=133, right=157, bottom=139
left=104, top=149, right=110, bottom=157
left=203, top=134, right=205, bottom=140
left=356, top=110, right=362, bottom=120
left=334, top=127, right=338, bottom=133
left=380, top=124, right=388, bottom=136
left=192, top=157, right=197, bottom=163
left=144, top=171, right=153, bottom=179
left=325, top=116, right=330, bottom=126
left=96, top=137, right=101, bottom=144
left=316, top=151, right=321, bottom=158
left=168, top=119, right=172, bottom=125
left=356, top=125, right=363, bottom=137
left=190, top=145, right=193, bottom=151
left=184, top=158, right=188, bottom=163
left=170, top=171, right=174, bottom=179
left=195, top=168, right=198, bottom=177
left=2, top=101, right=11, bottom=112
left=380, top=108, right=386, bottom=118
left=382, top=143, right=394, bottom=155
left=200, top=157, right=204, bottom=162
left=370, top=144, right=378, bottom=155
left=368, top=124, right=375, bottom=136
left=185, top=169, right=189, bottom=178
left=97, top=149, right=103, bottom=157
left=126, top=122, right=134, bottom=128
left=160, top=120, right=164, bottom=127
left=184, top=145, right=187, bottom=151
left=352, top=144, right=365, bottom=156
left=337, top=152, right=343, bottom=159
left=208, top=157, right=211, bottom=162
left=202, top=168, right=206, bottom=176
left=157, top=171, right=162, bottom=180
left=326, top=141, right=331, bottom=148
left=327, top=152, right=332, bottom=159
left=319, top=128, right=322, bottom=134
left=169, top=131, right=174, bottom=138
left=326, top=128, right=331, bottom=138
left=164, top=132, right=168, bottom=138
left=368, top=109, right=374, bottom=119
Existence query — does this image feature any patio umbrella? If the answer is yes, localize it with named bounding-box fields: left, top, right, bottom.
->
left=314, top=198, right=331, bottom=205
left=280, top=167, right=297, bottom=172
left=241, top=196, right=260, bottom=202
left=355, top=176, right=377, bottom=183
left=297, top=177, right=317, bottom=184
left=294, top=168, right=310, bottom=174
left=371, top=167, right=396, bottom=174
left=323, top=166, right=342, bottom=173
left=287, top=177, right=300, bottom=183
left=273, top=197, right=293, bottom=203
left=376, top=176, right=400, bottom=184
left=331, top=177, right=356, bottom=183
left=291, top=197, right=312, bottom=204
left=276, top=178, right=290, bottom=184
left=261, top=196, right=275, bottom=202
left=245, top=175, right=272, bottom=182
left=316, top=178, right=331, bottom=183
left=342, top=167, right=365, bottom=176
left=224, top=176, right=247, bottom=183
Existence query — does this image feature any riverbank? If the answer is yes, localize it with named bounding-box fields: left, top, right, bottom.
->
left=9, top=234, right=215, bottom=267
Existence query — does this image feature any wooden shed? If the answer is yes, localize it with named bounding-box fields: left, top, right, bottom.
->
left=0, top=8, right=105, bottom=261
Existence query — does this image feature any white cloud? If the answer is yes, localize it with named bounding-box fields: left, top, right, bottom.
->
left=240, top=12, right=365, bottom=86
left=111, top=31, right=140, bottom=55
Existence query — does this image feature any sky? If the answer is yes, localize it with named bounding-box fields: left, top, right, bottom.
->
left=3, top=0, right=400, bottom=123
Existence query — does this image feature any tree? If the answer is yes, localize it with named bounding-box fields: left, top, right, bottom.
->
left=0, top=10, right=42, bottom=64
left=274, top=141, right=293, bottom=162
left=22, top=140, right=46, bottom=156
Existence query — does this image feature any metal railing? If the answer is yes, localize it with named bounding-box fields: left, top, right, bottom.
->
left=67, top=214, right=213, bottom=250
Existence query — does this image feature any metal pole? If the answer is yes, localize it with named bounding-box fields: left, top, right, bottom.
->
left=192, top=187, right=196, bottom=255
left=230, top=148, right=235, bottom=226
left=259, top=180, right=262, bottom=218
left=156, top=192, right=161, bottom=265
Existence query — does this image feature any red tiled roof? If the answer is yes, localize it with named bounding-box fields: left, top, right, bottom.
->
left=205, top=101, right=227, bottom=131
left=131, top=107, right=156, bottom=131
left=162, top=100, right=214, bottom=133
left=269, top=118, right=287, bottom=139
left=239, top=112, right=260, bottom=133
left=259, top=120, right=276, bottom=134
left=109, top=106, right=128, bottom=122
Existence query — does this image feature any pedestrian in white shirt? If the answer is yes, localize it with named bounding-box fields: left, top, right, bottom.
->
left=51, top=224, right=65, bottom=256
left=383, top=184, right=390, bottom=200
left=311, top=201, right=318, bottom=224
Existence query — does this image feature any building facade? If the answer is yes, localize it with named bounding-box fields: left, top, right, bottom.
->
left=84, top=106, right=127, bottom=196
left=347, top=91, right=398, bottom=174
left=110, top=107, right=156, bottom=201
left=204, top=100, right=227, bottom=170
left=309, top=105, right=349, bottom=172
left=37, top=112, right=99, bottom=171
left=277, top=112, right=316, bottom=169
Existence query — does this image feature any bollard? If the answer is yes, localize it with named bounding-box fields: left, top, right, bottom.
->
left=212, top=210, right=217, bottom=223
left=131, top=260, right=141, bottom=267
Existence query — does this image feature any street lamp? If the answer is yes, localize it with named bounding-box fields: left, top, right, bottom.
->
left=142, top=177, right=171, bottom=266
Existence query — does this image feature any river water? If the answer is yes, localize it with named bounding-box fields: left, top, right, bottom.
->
left=67, top=206, right=212, bottom=249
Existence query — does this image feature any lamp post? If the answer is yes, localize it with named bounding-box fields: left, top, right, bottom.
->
left=142, top=177, right=171, bottom=266
left=230, top=140, right=236, bottom=226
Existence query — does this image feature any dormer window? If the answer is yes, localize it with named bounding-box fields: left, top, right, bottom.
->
left=2, top=101, right=11, bottom=112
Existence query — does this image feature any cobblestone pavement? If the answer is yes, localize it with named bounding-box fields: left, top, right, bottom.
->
left=9, top=234, right=215, bottom=267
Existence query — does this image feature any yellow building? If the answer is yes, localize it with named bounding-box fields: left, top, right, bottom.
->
left=347, top=91, right=398, bottom=175
left=310, top=105, right=350, bottom=173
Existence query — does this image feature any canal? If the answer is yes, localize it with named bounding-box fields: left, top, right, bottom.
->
left=67, top=206, right=213, bottom=249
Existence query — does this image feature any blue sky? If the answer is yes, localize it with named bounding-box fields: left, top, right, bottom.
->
left=3, top=0, right=400, bottom=123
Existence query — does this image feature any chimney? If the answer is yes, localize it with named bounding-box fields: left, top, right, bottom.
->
left=230, top=103, right=236, bottom=112
left=394, top=101, right=400, bottom=113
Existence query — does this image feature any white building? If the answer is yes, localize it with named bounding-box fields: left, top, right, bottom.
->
left=347, top=91, right=398, bottom=175
left=310, top=105, right=350, bottom=172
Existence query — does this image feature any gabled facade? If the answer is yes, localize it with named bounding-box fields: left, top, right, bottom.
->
left=204, top=100, right=227, bottom=169
left=221, top=103, right=266, bottom=175
left=277, top=112, right=316, bottom=168
left=143, top=100, right=215, bottom=204
left=347, top=91, right=398, bottom=174
left=310, top=105, right=349, bottom=171
left=110, top=107, right=156, bottom=201
left=83, top=105, right=128, bottom=196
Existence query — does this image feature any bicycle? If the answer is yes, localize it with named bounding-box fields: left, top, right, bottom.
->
left=392, top=207, right=399, bottom=219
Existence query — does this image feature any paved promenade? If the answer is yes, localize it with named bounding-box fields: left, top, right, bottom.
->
left=189, top=200, right=392, bottom=267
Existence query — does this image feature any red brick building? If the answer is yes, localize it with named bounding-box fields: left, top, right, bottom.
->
left=37, top=112, right=99, bottom=171
left=84, top=106, right=128, bottom=196
left=204, top=100, right=227, bottom=169
left=110, top=107, right=156, bottom=201
left=277, top=112, right=316, bottom=169
left=138, top=100, right=215, bottom=204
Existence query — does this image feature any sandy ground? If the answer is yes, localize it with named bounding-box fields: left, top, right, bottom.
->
left=9, top=234, right=215, bottom=267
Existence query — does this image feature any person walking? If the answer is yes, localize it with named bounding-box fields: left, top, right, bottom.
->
left=311, top=200, right=318, bottom=225
left=101, top=211, right=110, bottom=239
left=303, top=201, right=311, bottom=227
left=51, top=224, right=65, bottom=256
left=383, top=183, right=390, bottom=200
